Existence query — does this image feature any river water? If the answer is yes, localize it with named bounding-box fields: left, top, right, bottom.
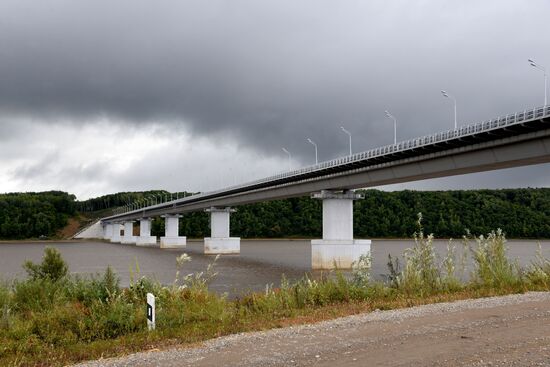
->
left=1, top=239, right=549, bottom=295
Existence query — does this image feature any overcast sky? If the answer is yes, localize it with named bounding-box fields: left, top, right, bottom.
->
left=1, top=0, right=549, bottom=200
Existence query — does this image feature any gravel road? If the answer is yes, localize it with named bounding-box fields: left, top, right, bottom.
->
left=75, top=292, right=550, bottom=367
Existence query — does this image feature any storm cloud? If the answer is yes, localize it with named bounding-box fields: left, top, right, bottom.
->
left=0, top=0, right=549, bottom=198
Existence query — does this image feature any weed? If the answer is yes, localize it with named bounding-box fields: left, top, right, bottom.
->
left=23, top=247, right=68, bottom=281
left=470, top=229, right=521, bottom=288
left=351, top=253, right=372, bottom=286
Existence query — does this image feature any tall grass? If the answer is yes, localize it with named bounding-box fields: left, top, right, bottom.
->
left=468, top=229, right=522, bottom=289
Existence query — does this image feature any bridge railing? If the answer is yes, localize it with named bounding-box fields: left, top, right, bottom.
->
left=247, top=106, right=546, bottom=186
left=116, top=105, right=549, bottom=216
left=232, top=105, right=550, bottom=191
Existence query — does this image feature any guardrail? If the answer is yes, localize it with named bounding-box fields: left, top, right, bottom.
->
left=112, top=105, right=550, bottom=217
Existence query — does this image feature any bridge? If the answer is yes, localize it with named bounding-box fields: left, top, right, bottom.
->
left=86, top=105, right=550, bottom=269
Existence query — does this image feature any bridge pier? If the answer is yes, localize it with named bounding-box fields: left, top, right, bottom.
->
left=160, top=214, right=186, bottom=248
left=204, top=207, right=240, bottom=254
left=103, top=222, right=113, bottom=240
left=110, top=223, right=122, bottom=243
left=311, top=190, right=371, bottom=269
left=136, top=218, right=157, bottom=246
left=121, top=221, right=137, bottom=244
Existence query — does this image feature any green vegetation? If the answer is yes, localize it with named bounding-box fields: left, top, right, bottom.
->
left=1, top=218, right=550, bottom=366
left=78, top=187, right=550, bottom=239
left=179, top=188, right=550, bottom=239
left=0, top=191, right=76, bottom=239
left=23, top=247, right=69, bottom=281
left=2, top=188, right=550, bottom=240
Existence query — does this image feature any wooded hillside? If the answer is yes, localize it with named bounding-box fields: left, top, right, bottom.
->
left=2, top=188, right=550, bottom=240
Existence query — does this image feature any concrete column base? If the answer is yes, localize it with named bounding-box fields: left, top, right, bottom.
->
left=136, top=236, right=158, bottom=246
left=204, top=237, right=240, bottom=254
left=121, top=236, right=137, bottom=244
left=160, top=236, right=187, bottom=248
left=110, top=224, right=122, bottom=243
left=311, top=239, right=371, bottom=269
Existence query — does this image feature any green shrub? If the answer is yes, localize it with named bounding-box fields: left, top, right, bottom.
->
left=65, top=267, right=120, bottom=307
left=0, top=282, right=9, bottom=311
left=397, top=213, right=441, bottom=295
left=526, top=244, right=550, bottom=287
left=23, top=247, right=68, bottom=281
left=352, top=253, right=372, bottom=286
left=470, top=229, right=521, bottom=288
left=12, top=279, right=66, bottom=312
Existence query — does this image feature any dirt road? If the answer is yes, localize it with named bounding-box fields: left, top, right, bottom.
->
left=76, top=292, right=550, bottom=367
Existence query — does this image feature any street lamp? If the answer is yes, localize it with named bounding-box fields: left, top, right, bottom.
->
left=528, top=59, right=547, bottom=106
left=340, top=126, right=352, bottom=155
left=282, top=147, right=292, bottom=171
left=441, top=90, right=457, bottom=129
left=384, top=110, right=397, bottom=144
left=307, top=138, right=318, bottom=165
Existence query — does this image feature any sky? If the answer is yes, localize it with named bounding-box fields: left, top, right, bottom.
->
left=0, top=0, right=549, bottom=200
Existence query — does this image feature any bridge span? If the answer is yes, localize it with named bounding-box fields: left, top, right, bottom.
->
left=92, top=105, right=550, bottom=269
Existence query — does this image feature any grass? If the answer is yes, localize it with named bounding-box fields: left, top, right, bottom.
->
left=1, top=215, right=550, bottom=366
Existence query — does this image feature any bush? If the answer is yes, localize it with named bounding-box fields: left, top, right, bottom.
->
left=66, top=266, right=120, bottom=306
left=397, top=213, right=441, bottom=295
left=470, top=229, right=521, bottom=288
left=23, top=247, right=68, bottom=281
left=0, top=282, right=9, bottom=311
left=12, top=279, right=66, bottom=313
left=526, top=244, right=550, bottom=287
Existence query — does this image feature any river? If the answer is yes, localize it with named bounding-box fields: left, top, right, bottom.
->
left=1, top=239, right=549, bottom=295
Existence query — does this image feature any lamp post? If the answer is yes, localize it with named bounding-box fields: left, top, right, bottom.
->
left=282, top=147, right=292, bottom=171
left=340, top=126, right=352, bottom=155
left=441, top=90, right=457, bottom=129
left=528, top=59, right=547, bottom=106
left=307, top=138, right=318, bottom=165
left=384, top=111, right=397, bottom=144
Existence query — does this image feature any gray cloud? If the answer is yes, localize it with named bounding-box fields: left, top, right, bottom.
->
left=0, top=0, right=549, bottom=196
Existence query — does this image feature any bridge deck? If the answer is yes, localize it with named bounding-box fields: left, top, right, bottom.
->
left=103, top=105, right=550, bottom=222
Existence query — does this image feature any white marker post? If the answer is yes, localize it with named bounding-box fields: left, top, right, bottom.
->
left=146, top=293, right=155, bottom=331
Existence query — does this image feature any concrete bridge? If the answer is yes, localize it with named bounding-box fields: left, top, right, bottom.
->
left=87, top=105, right=550, bottom=269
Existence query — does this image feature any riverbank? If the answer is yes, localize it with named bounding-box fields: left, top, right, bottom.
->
left=1, top=228, right=550, bottom=366
left=73, top=291, right=550, bottom=367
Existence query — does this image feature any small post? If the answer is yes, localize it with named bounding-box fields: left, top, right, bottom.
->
left=146, top=293, right=155, bottom=331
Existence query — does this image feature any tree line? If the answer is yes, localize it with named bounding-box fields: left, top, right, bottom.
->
left=172, top=188, right=550, bottom=239
left=0, top=191, right=76, bottom=239
left=2, top=188, right=550, bottom=240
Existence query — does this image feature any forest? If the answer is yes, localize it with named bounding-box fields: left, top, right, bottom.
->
left=2, top=188, right=550, bottom=240
left=0, top=191, right=76, bottom=239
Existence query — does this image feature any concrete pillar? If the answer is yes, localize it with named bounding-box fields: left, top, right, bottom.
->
left=110, top=223, right=122, bottom=243
left=103, top=223, right=114, bottom=240
left=136, top=218, right=158, bottom=246
left=311, top=190, right=371, bottom=269
left=121, top=221, right=137, bottom=244
left=160, top=214, right=186, bottom=248
left=204, top=207, right=240, bottom=254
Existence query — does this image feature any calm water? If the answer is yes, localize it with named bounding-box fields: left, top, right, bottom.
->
left=1, top=239, right=549, bottom=295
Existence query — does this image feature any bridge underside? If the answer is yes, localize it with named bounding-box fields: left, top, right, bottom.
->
left=153, top=128, right=550, bottom=215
